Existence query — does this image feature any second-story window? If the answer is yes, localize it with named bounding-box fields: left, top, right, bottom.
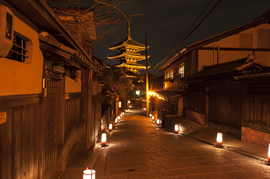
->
left=169, top=68, right=173, bottom=79
left=179, top=63, right=184, bottom=78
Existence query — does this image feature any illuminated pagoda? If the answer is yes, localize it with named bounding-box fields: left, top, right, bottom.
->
left=108, top=26, right=150, bottom=78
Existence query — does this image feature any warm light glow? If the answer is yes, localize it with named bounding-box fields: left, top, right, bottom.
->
left=216, top=132, right=223, bottom=147
left=149, top=91, right=153, bottom=96
left=128, top=109, right=130, bottom=111
left=101, top=133, right=106, bottom=146
left=83, top=168, right=96, bottom=179
left=152, top=116, right=155, bottom=120
left=158, top=96, right=161, bottom=99
left=143, top=108, right=146, bottom=111
left=115, top=118, right=118, bottom=124
left=109, top=124, right=112, bottom=131
left=117, top=116, right=120, bottom=122
left=157, top=119, right=160, bottom=125
left=136, top=90, right=140, bottom=95
left=150, top=114, right=152, bottom=117
left=174, top=124, right=179, bottom=133
left=268, top=143, right=270, bottom=163
left=119, top=101, right=122, bottom=108
left=128, top=100, right=130, bottom=103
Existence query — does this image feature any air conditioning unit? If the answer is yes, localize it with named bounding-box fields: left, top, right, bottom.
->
left=0, top=5, right=14, bottom=58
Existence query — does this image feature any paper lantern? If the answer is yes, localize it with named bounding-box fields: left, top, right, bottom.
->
left=83, top=168, right=96, bottom=179
left=101, top=133, right=106, bottom=146
left=157, top=119, right=160, bottom=125
left=109, top=124, right=112, bottom=131
left=216, top=132, right=223, bottom=147
left=174, top=124, right=178, bottom=133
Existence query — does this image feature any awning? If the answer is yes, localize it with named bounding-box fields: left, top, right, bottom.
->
left=153, top=89, right=187, bottom=99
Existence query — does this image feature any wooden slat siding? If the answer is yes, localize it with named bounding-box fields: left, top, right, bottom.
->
left=245, top=98, right=250, bottom=126
left=20, top=106, right=26, bottom=179
left=262, top=98, right=267, bottom=130
left=257, top=98, right=262, bottom=129
left=250, top=97, right=254, bottom=127
left=11, top=108, right=20, bottom=179
left=1, top=109, right=11, bottom=179
left=64, top=96, right=80, bottom=154
left=253, top=98, right=258, bottom=128
left=33, top=104, right=39, bottom=179
left=267, top=99, right=270, bottom=131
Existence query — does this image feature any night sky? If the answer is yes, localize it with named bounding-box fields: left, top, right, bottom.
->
left=92, top=0, right=270, bottom=75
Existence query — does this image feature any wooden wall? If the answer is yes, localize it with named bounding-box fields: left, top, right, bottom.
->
left=0, top=102, right=40, bottom=179
left=208, top=81, right=243, bottom=139
left=243, top=78, right=270, bottom=131
left=188, top=83, right=206, bottom=114
left=65, top=94, right=80, bottom=154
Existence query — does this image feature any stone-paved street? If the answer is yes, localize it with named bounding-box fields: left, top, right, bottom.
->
left=93, top=109, right=270, bottom=178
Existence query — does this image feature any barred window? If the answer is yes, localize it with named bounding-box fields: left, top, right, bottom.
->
left=178, top=63, right=184, bottom=78
left=6, top=33, right=31, bottom=63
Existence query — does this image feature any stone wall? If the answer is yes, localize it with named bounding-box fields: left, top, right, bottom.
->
left=241, top=127, right=270, bottom=147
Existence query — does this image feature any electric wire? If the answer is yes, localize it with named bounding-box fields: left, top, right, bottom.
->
left=150, top=0, right=222, bottom=73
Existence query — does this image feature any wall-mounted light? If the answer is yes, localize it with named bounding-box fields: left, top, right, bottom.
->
left=174, top=124, right=178, bottom=133
left=109, top=124, right=112, bottom=132
left=101, top=133, right=106, bottom=146
left=216, top=132, right=223, bottom=147
left=83, top=168, right=96, bottom=179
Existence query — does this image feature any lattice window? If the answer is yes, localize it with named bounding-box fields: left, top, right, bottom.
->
left=44, top=79, right=58, bottom=174
left=6, top=34, right=30, bottom=62
left=178, top=63, right=184, bottom=78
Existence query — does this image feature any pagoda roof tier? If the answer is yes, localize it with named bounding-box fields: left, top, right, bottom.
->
left=109, top=36, right=149, bottom=52
left=108, top=52, right=150, bottom=61
left=115, top=63, right=150, bottom=70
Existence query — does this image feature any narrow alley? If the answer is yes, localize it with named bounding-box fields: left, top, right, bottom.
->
left=88, top=109, right=270, bottom=179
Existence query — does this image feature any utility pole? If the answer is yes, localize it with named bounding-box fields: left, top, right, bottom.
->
left=145, top=33, right=149, bottom=116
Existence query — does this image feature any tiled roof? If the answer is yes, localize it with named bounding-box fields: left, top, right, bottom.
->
left=191, top=58, right=248, bottom=78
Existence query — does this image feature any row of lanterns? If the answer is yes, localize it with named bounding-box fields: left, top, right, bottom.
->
left=83, top=111, right=125, bottom=178
left=174, top=123, right=224, bottom=147
left=149, top=113, right=161, bottom=126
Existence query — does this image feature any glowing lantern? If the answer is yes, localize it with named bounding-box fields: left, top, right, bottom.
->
left=109, top=124, right=112, bottom=131
left=117, top=116, right=121, bottom=122
left=157, top=119, right=160, bottom=125
left=115, top=118, right=118, bottom=124
left=150, top=114, right=152, bottom=118
left=174, top=124, right=179, bottom=133
left=268, top=143, right=270, bottom=164
left=216, top=132, right=223, bottom=147
left=101, top=133, right=106, bottom=146
left=152, top=116, right=155, bottom=120
left=83, top=168, right=96, bottom=179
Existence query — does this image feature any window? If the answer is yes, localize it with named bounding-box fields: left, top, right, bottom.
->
left=178, top=63, right=184, bottom=78
left=6, top=33, right=31, bottom=63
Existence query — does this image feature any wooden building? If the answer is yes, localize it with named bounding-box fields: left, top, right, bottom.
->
left=0, top=0, right=104, bottom=178
left=157, top=10, right=270, bottom=145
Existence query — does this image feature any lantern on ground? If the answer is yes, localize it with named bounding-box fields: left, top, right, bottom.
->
left=268, top=143, right=270, bottom=164
left=152, top=116, right=155, bottom=120
left=115, top=118, right=118, bottom=124
left=157, top=119, right=160, bottom=125
left=150, top=114, right=152, bottom=118
left=83, top=168, right=96, bottom=179
left=216, top=132, right=223, bottom=147
left=117, top=116, right=120, bottom=122
left=101, top=133, right=106, bottom=146
left=174, top=124, right=179, bottom=133
left=109, top=124, right=112, bottom=131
